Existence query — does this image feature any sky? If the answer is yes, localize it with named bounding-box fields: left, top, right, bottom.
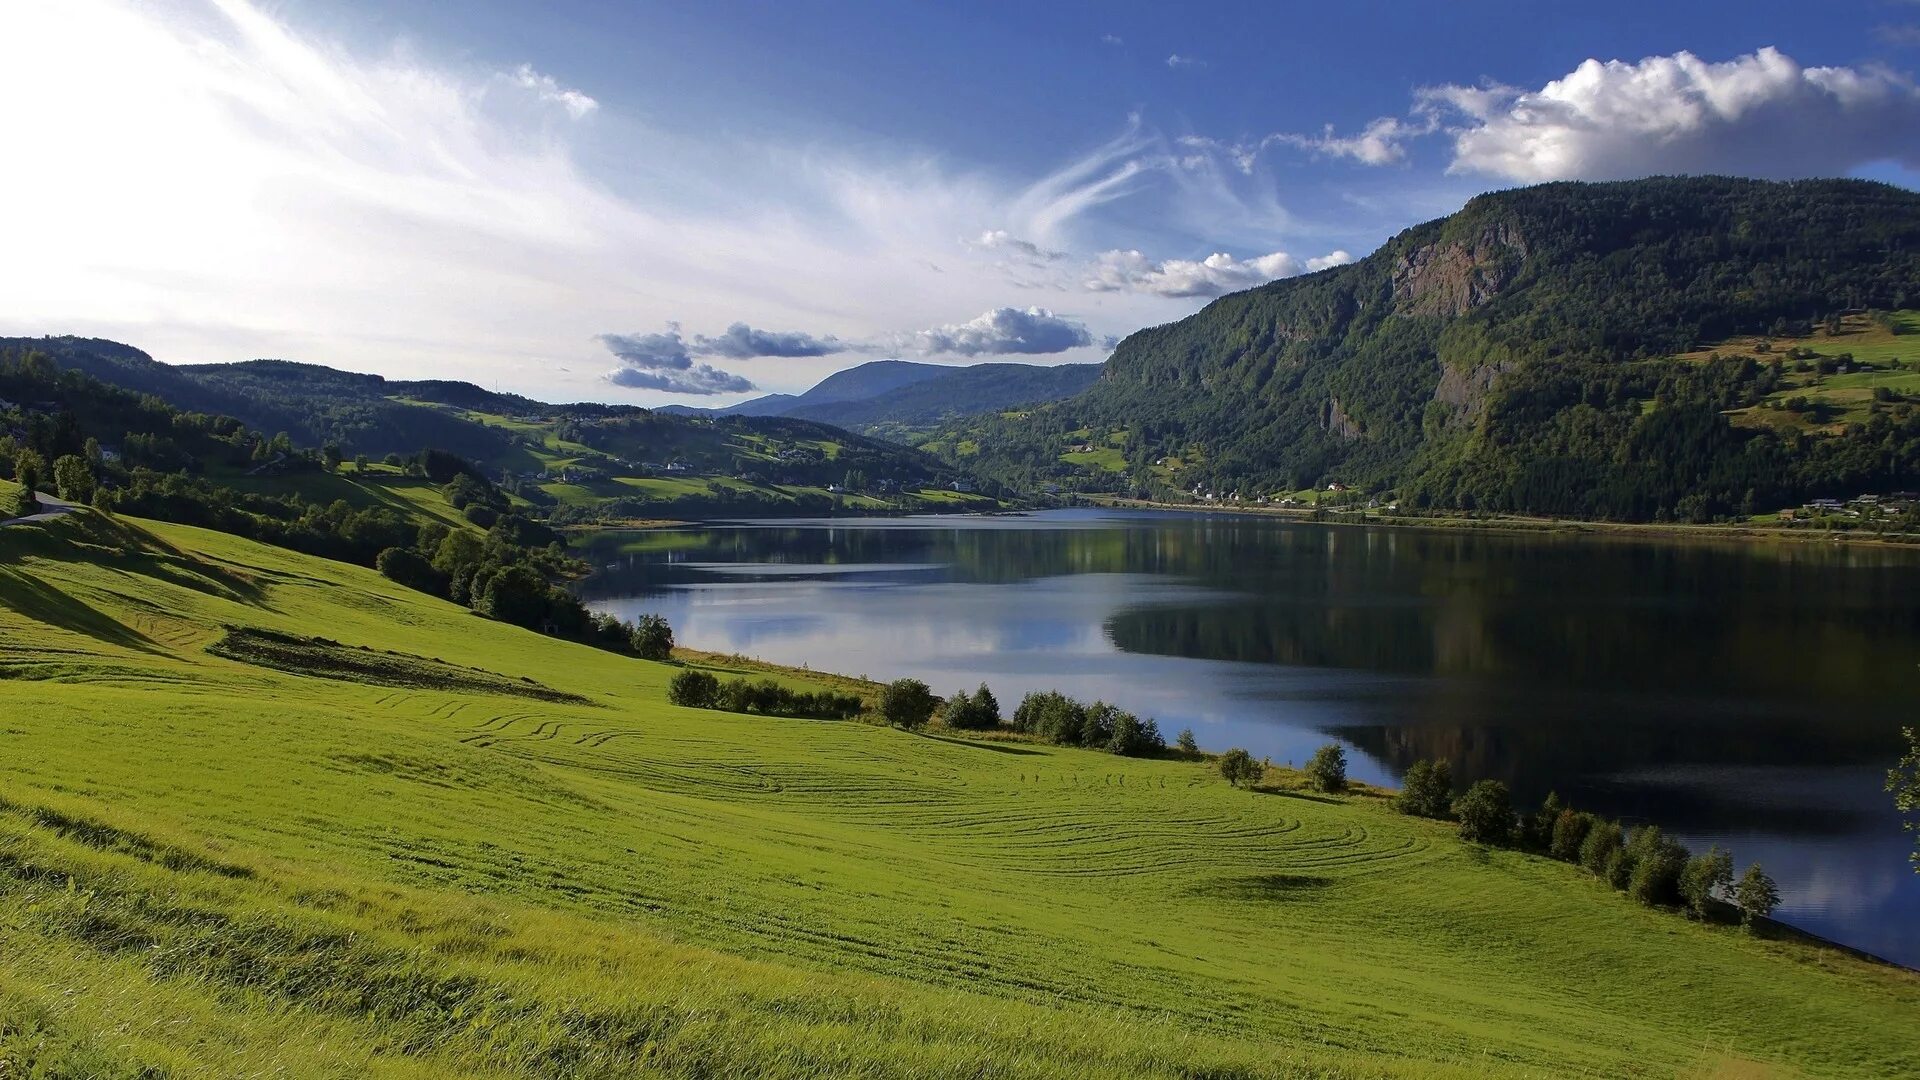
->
left=3, top=1, right=1920, bottom=406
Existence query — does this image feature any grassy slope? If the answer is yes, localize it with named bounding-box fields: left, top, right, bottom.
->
left=1682, top=310, right=1920, bottom=433
left=0, top=507, right=1916, bottom=1077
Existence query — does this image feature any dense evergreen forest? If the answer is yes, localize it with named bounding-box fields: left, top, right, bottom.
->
left=938, top=177, right=1920, bottom=522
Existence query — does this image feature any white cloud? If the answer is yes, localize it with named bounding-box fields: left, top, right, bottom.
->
left=1084, top=248, right=1352, bottom=298
left=909, top=307, right=1094, bottom=356
left=1166, top=54, right=1205, bottom=70
left=0, top=1, right=1310, bottom=404
left=1431, top=47, right=1920, bottom=181
left=506, top=62, right=597, bottom=119
left=1274, top=116, right=1430, bottom=166
left=1100, top=34, right=1124, bottom=47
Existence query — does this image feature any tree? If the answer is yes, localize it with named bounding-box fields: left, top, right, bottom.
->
left=942, top=683, right=1000, bottom=730
left=667, top=670, right=720, bottom=709
left=1452, top=780, right=1514, bottom=845
left=1219, top=748, right=1263, bottom=788
left=472, top=565, right=550, bottom=628
left=1106, top=711, right=1163, bottom=757
left=879, top=678, right=936, bottom=729
left=1734, top=864, right=1781, bottom=929
left=1679, top=846, right=1734, bottom=919
left=1175, top=728, right=1199, bottom=756
left=12, top=460, right=39, bottom=516
left=375, top=547, right=448, bottom=597
left=1304, top=743, right=1348, bottom=794
left=629, top=614, right=674, bottom=660
left=51, top=453, right=93, bottom=503
left=1891, top=726, right=1919, bottom=873
left=1393, top=759, right=1452, bottom=819
left=321, top=442, right=344, bottom=472
left=1579, top=820, right=1624, bottom=876
left=1625, top=826, right=1689, bottom=908
left=1550, top=810, right=1593, bottom=862
left=1526, top=792, right=1565, bottom=851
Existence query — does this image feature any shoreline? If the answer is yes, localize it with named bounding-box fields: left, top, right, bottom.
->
left=1079, top=495, right=1920, bottom=547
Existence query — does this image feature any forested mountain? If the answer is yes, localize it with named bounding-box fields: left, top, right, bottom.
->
left=4, top=338, right=984, bottom=517
left=666, top=359, right=1101, bottom=436
left=784, top=362, right=1102, bottom=432
left=941, top=177, right=1920, bottom=521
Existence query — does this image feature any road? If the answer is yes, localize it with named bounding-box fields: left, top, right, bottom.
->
left=0, top=493, right=78, bottom=527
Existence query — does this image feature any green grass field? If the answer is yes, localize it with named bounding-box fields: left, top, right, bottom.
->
left=0, top=506, right=1916, bottom=1077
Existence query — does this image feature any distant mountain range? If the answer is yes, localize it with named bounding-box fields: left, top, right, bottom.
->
left=662, top=359, right=1102, bottom=433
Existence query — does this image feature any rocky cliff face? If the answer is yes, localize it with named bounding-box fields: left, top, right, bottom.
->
left=1390, top=220, right=1529, bottom=318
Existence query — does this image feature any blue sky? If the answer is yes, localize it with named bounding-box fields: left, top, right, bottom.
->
left=3, top=1, right=1919, bottom=403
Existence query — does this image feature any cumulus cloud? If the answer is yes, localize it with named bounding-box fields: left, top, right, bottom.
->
left=506, top=63, right=598, bottom=119
left=909, top=307, right=1094, bottom=356
left=1084, top=248, right=1352, bottom=298
left=598, top=330, right=755, bottom=394
left=691, top=322, right=845, bottom=359
left=1430, top=47, right=1920, bottom=181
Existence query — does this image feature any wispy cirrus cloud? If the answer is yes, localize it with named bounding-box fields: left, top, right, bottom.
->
left=0, top=1, right=1350, bottom=404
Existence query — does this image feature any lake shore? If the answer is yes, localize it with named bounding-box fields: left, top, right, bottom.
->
left=1080, top=495, right=1920, bottom=547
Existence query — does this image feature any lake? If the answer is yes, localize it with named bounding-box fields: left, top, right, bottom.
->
left=576, top=508, right=1920, bottom=967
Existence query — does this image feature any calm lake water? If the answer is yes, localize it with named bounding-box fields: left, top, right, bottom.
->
left=577, top=508, right=1920, bottom=967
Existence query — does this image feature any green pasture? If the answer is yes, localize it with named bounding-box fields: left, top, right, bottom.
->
left=0, top=507, right=1913, bottom=1077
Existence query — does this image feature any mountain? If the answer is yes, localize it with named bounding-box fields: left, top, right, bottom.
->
left=784, top=362, right=1102, bottom=431
left=943, top=177, right=1920, bottom=521
left=669, top=358, right=1100, bottom=435
left=3, top=338, right=986, bottom=516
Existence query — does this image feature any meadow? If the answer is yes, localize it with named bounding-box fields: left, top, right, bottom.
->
left=0, top=499, right=1916, bottom=1077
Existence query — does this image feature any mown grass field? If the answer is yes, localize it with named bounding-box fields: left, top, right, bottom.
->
left=0, top=505, right=1916, bottom=1077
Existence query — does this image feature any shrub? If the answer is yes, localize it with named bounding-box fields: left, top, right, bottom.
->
left=1579, top=820, right=1624, bottom=876
left=880, top=678, right=937, bottom=729
left=1550, top=810, right=1593, bottom=862
left=1304, top=744, right=1348, bottom=794
left=629, top=614, right=674, bottom=661
left=1219, top=748, right=1263, bottom=788
left=375, top=547, right=449, bottom=597
left=1393, top=759, right=1452, bottom=818
left=1679, top=846, right=1733, bottom=919
left=1623, top=826, right=1689, bottom=907
left=1452, top=780, right=1514, bottom=845
left=1734, top=864, right=1781, bottom=929
left=1175, top=728, right=1198, bottom=755
left=667, top=670, right=719, bottom=709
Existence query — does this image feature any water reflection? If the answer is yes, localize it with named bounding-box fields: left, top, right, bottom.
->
left=576, top=509, right=1920, bottom=966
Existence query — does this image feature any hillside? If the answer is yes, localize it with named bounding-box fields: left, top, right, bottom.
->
left=668, top=359, right=1101, bottom=438
left=5, top=340, right=989, bottom=517
left=0, top=501, right=1916, bottom=1077
left=786, top=361, right=1103, bottom=434
left=941, top=177, right=1920, bottom=521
